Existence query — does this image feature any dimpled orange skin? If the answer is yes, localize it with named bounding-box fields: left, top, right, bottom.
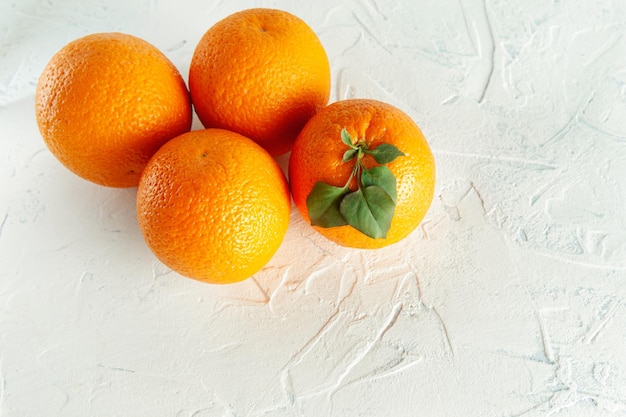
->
left=288, top=99, right=436, bottom=249
left=136, top=128, right=291, bottom=284
left=35, top=32, right=192, bottom=187
left=189, top=8, right=331, bottom=156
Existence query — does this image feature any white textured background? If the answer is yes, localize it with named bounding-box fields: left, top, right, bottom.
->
left=2, top=0, right=626, bottom=416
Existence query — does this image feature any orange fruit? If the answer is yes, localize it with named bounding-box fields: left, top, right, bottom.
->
left=288, top=99, right=436, bottom=249
left=35, top=32, right=192, bottom=187
left=136, top=128, right=290, bottom=284
left=189, top=8, right=330, bottom=156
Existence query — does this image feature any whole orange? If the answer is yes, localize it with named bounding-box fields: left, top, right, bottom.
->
left=35, top=32, right=192, bottom=187
left=136, top=128, right=290, bottom=284
left=288, top=99, right=436, bottom=249
left=189, top=8, right=330, bottom=156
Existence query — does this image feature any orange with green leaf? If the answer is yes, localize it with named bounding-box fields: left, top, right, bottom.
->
left=288, top=99, right=436, bottom=249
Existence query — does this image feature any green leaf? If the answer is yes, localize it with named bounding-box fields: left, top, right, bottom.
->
left=341, top=129, right=356, bottom=149
left=339, top=186, right=395, bottom=239
left=306, top=129, right=403, bottom=240
left=366, top=143, right=405, bottom=164
left=342, top=148, right=357, bottom=163
left=306, top=181, right=349, bottom=228
left=361, top=166, right=398, bottom=203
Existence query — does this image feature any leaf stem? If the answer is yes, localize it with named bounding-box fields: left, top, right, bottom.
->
left=343, top=142, right=368, bottom=191
left=345, top=157, right=360, bottom=190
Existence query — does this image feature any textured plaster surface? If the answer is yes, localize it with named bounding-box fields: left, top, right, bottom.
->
left=1, top=0, right=625, bottom=416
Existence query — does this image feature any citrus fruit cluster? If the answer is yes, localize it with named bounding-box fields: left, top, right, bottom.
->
left=35, top=8, right=435, bottom=284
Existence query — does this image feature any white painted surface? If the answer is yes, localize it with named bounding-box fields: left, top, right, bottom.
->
left=2, top=1, right=626, bottom=416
